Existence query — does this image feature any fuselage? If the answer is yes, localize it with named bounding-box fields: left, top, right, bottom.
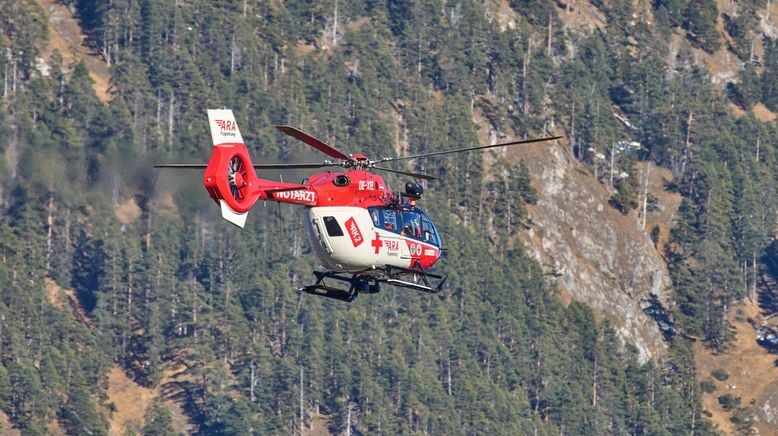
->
left=249, top=169, right=443, bottom=273
left=305, top=205, right=442, bottom=273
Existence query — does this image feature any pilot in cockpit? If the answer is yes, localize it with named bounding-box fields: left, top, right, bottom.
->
left=401, top=212, right=421, bottom=238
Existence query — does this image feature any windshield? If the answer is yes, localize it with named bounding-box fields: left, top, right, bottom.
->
left=368, top=206, right=441, bottom=247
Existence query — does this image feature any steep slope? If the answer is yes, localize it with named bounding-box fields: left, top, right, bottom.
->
left=106, top=367, right=155, bottom=434
left=695, top=301, right=778, bottom=435
left=515, top=139, right=670, bottom=362
left=34, top=0, right=110, bottom=101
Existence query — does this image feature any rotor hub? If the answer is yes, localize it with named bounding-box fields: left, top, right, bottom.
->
left=227, top=155, right=249, bottom=200
left=230, top=170, right=246, bottom=188
left=343, top=154, right=372, bottom=171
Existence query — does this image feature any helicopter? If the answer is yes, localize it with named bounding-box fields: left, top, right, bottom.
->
left=156, top=109, right=560, bottom=302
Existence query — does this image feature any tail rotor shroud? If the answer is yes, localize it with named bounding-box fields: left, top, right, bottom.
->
left=203, top=143, right=259, bottom=214
left=200, top=109, right=262, bottom=228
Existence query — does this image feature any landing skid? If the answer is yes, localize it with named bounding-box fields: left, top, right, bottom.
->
left=299, top=266, right=447, bottom=302
left=299, top=271, right=379, bottom=302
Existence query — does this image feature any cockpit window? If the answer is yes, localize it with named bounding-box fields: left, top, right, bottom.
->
left=421, top=216, right=440, bottom=245
left=401, top=212, right=422, bottom=239
left=368, top=206, right=441, bottom=247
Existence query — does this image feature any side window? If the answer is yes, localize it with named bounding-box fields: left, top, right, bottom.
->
left=402, top=212, right=422, bottom=239
left=421, top=218, right=432, bottom=242
left=369, top=208, right=381, bottom=227
left=381, top=209, right=398, bottom=231
left=322, top=216, right=344, bottom=237
left=421, top=217, right=439, bottom=245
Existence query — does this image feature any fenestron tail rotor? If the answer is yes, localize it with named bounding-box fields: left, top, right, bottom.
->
left=228, top=155, right=248, bottom=201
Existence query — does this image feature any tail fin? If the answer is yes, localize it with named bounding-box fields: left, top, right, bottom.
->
left=203, top=109, right=260, bottom=228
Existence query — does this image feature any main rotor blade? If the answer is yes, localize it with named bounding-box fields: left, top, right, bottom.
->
left=371, top=165, right=438, bottom=180
left=276, top=125, right=351, bottom=160
left=378, top=135, right=562, bottom=163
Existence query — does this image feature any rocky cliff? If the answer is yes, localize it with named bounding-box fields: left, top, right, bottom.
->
left=515, top=141, right=672, bottom=363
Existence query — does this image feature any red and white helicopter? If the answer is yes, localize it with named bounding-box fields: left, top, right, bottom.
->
left=157, top=110, right=560, bottom=302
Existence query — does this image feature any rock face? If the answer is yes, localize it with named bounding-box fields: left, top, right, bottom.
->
left=517, top=142, right=669, bottom=362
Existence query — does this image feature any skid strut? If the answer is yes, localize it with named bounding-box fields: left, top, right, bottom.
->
left=299, top=271, right=380, bottom=302
left=299, top=267, right=447, bottom=302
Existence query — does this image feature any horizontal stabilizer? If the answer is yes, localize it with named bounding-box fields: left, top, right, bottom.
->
left=219, top=199, right=248, bottom=228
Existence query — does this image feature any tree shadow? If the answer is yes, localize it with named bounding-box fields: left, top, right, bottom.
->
left=759, top=241, right=778, bottom=317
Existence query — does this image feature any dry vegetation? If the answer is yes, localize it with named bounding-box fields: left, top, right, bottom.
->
left=307, top=411, right=332, bottom=435
left=695, top=301, right=778, bottom=435
left=106, top=367, right=156, bottom=435
left=639, top=163, right=682, bottom=256
left=753, top=102, right=778, bottom=123
left=0, top=411, right=21, bottom=436
left=45, top=279, right=94, bottom=330
left=158, top=354, right=197, bottom=434
left=34, top=0, right=111, bottom=102
left=114, top=198, right=142, bottom=226
left=489, top=0, right=521, bottom=31
left=556, top=0, right=607, bottom=32
left=44, top=278, right=68, bottom=310
left=105, top=354, right=197, bottom=434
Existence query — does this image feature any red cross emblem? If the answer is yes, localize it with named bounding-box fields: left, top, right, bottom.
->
left=371, top=233, right=382, bottom=254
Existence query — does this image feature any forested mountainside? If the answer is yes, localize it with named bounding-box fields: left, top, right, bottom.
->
left=1, top=0, right=778, bottom=434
